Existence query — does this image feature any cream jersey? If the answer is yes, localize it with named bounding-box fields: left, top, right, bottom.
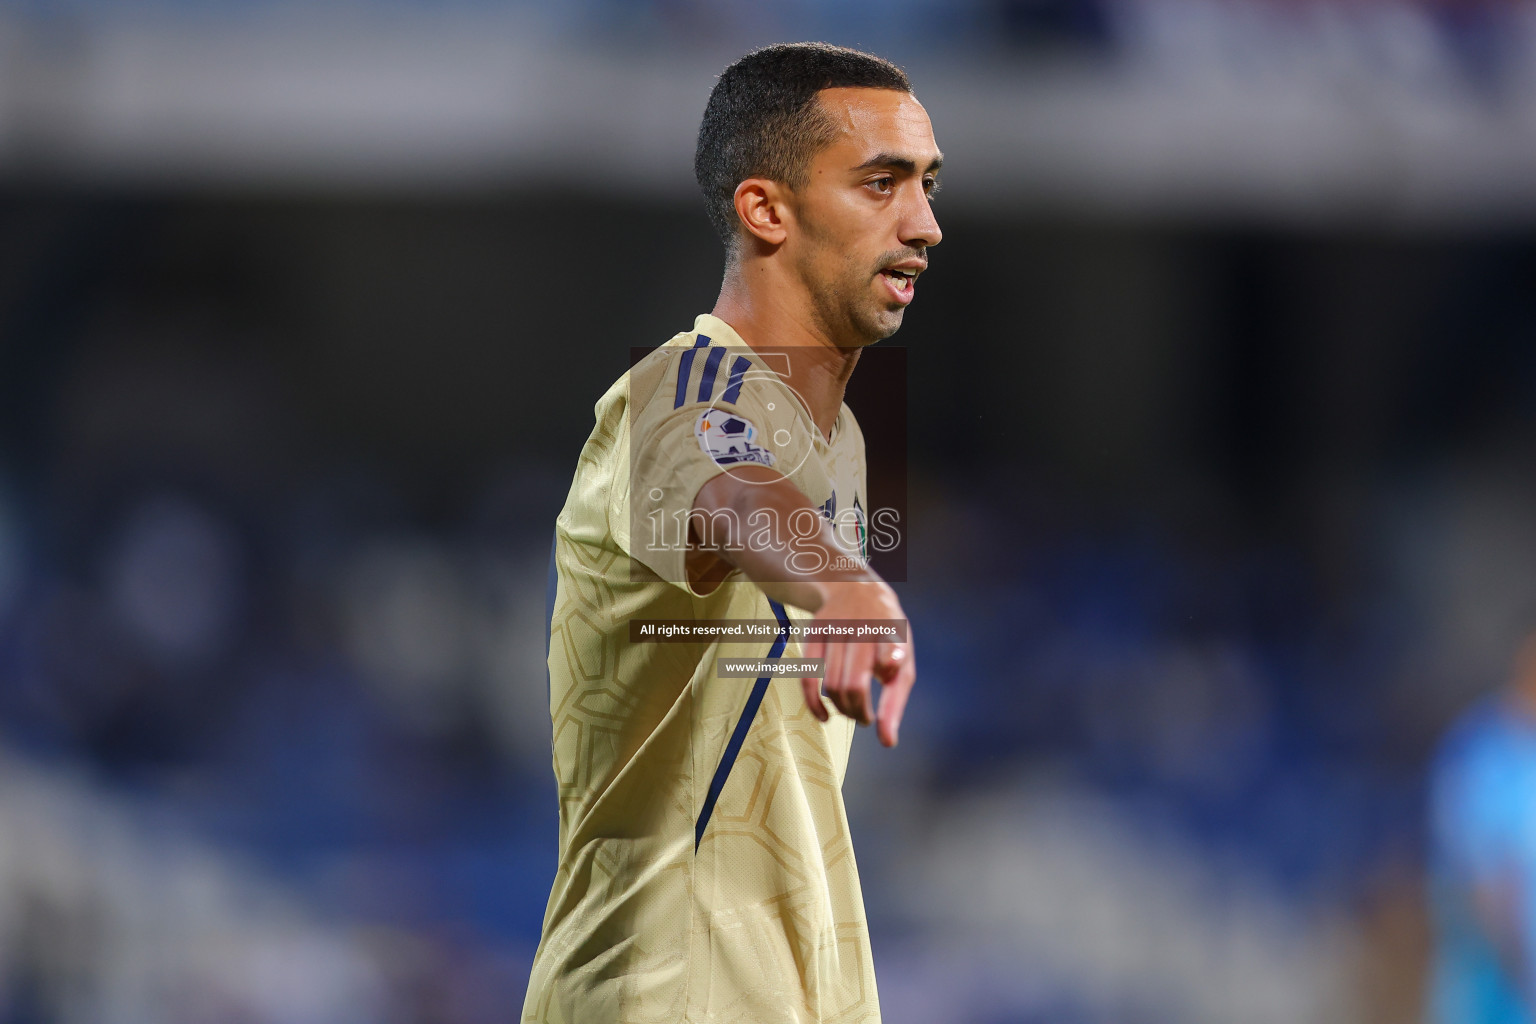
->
left=523, top=313, right=879, bottom=1024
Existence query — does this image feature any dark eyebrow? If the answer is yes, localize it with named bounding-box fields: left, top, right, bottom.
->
left=854, top=152, right=944, bottom=175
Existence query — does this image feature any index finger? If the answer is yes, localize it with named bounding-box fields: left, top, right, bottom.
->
left=875, top=647, right=915, bottom=748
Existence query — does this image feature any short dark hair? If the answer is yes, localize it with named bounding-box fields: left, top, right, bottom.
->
left=694, top=42, right=911, bottom=250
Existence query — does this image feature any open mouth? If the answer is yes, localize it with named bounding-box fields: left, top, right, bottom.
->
left=881, top=268, right=917, bottom=299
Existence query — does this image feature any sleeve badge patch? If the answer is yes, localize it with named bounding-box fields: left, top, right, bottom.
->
left=695, top=410, right=777, bottom=468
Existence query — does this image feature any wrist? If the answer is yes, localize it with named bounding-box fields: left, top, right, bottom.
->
left=803, top=570, right=887, bottom=612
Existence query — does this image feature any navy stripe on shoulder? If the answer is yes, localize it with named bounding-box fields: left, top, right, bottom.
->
left=695, top=599, right=791, bottom=851
left=719, top=355, right=752, bottom=404
left=674, top=334, right=712, bottom=409
left=696, top=345, right=727, bottom=403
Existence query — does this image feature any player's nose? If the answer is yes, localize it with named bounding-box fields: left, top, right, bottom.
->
left=899, top=189, right=941, bottom=249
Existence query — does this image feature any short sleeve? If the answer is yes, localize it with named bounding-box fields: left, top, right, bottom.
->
left=615, top=344, right=815, bottom=591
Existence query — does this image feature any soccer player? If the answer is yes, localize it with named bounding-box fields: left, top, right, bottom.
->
left=524, top=43, right=941, bottom=1024
left=1429, top=631, right=1536, bottom=1022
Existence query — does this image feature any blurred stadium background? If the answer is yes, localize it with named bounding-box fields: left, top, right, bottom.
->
left=4, top=1, right=1536, bottom=1021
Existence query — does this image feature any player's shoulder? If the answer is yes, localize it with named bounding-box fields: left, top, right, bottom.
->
left=588, top=317, right=726, bottom=427
left=626, top=314, right=822, bottom=467
left=629, top=314, right=783, bottom=418
left=623, top=322, right=710, bottom=408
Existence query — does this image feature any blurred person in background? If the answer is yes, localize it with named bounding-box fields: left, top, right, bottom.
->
left=1429, top=629, right=1536, bottom=1023
left=523, top=42, right=936, bottom=1024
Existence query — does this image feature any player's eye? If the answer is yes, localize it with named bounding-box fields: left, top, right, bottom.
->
left=868, top=176, right=895, bottom=194
left=923, top=177, right=941, bottom=199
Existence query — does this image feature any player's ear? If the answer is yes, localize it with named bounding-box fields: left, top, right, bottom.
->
left=733, top=178, right=789, bottom=248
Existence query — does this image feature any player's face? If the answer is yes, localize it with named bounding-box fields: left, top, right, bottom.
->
left=787, top=87, right=943, bottom=346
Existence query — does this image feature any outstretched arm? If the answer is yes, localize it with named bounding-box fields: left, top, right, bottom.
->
left=688, top=464, right=915, bottom=747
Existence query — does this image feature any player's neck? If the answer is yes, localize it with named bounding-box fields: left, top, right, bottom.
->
left=712, top=267, right=861, bottom=443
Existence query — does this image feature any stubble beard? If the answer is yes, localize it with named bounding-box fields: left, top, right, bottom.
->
left=799, top=245, right=906, bottom=350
